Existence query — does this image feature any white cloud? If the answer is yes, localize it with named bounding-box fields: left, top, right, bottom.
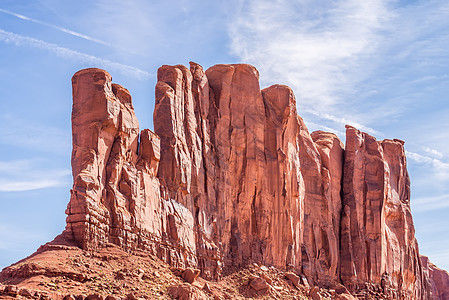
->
left=0, top=179, right=65, bottom=192
left=228, top=0, right=390, bottom=112
left=227, top=0, right=449, bottom=140
left=422, top=147, right=444, bottom=159
left=0, top=160, right=33, bottom=173
left=0, top=29, right=153, bottom=80
left=406, top=151, right=449, bottom=170
left=306, top=121, right=345, bottom=139
left=306, top=109, right=380, bottom=136
left=387, top=1, right=449, bottom=63
left=406, top=150, right=449, bottom=182
left=0, top=159, right=71, bottom=192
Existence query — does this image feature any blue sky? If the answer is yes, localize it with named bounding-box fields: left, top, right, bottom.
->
left=0, top=0, right=448, bottom=271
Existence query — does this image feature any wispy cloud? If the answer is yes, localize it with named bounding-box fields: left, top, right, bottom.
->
left=386, top=1, right=449, bottom=64
left=0, top=159, right=71, bottom=192
left=306, top=109, right=380, bottom=136
left=406, top=150, right=449, bottom=182
left=306, top=121, right=345, bottom=139
left=228, top=0, right=449, bottom=139
left=406, top=151, right=449, bottom=171
left=422, top=147, right=444, bottom=159
left=0, top=7, right=111, bottom=47
left=228, top=0, right=390, bottom=122
left=412, top=194, right=449, bottom=212
left=0, top=29, right=153, bottom=80
left=0, top=179, right=67, bottom=192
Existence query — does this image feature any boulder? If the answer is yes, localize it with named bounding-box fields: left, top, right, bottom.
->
left=168, top=283, right=206, bottom=300
left=337, top=293, right=357, bottom=300
left=334, top=283, right=350, bottom=295
left=285, top=272, right=300, bottom=287
left=249, top=276, right=269, bottom=292
left=182, top=268, right=201, bottom=284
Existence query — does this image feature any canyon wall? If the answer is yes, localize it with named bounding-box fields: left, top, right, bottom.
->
left=64, top=63, right=446, bottom=299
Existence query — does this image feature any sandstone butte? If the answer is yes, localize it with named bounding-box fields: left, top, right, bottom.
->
left=1, top=62, right=448, bottom=300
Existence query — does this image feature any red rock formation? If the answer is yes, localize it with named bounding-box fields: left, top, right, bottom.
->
left=421, top=255, right=449, bottom=300
left=62, top=63, right=447, bottom=299
left=67, top=68, right=197, bottom=269
left=308, top=130, right=344, bottom=285
left=153, top=63, right=345, bottom=285
left=341, top=125, right=426, bottom=298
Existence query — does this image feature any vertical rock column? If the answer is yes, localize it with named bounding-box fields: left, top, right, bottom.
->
left=310, top=131, right=344, bottom=286
left=206, top=64, right=268, bottom=267
left=154, top=63, right=222, bottom=278
left=67, top=68, right=129, bottom=249
left=261, top=85, right=305, bottom=273
left=66, top=68, right=197, bottom=270
left=341, top=125, right=425, bottom=298
left=262, top=84, right=345, bottom=286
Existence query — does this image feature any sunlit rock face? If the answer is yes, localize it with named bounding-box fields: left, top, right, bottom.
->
left=340, top=126, right=428, bottom=298
left=153, top=63, right=344, bottom=284
left=67, top=68, right=197, bottom=270
left=65, top=63, right=445, bottom=298
left=421, top=255, right=449, bottom=300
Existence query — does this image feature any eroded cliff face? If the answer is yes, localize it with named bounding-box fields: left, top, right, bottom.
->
left=67, top=68, right=197, bottom=270
left=152, top=63, right=345, bottom=284
left=421, top=255, right=449, bottom=300
left=64, top=63, right=446, bottom=299
left=341, top=126, right=426, bottom=298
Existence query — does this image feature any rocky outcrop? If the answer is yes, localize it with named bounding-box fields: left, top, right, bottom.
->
left=67, top=68, right=197, bottom=269
left=421, top=256, right=449, bottom=300
left=341, top=126, right=426, bottom=298
left=153, top=63, right=345, bottom=284
left=61, top=63, right=446, bottom=298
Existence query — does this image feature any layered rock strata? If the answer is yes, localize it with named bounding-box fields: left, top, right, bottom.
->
left=63, top=63, right=446, bottom=299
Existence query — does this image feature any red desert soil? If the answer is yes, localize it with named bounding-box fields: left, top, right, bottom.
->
left=0, top=238, right=373, bottom=300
